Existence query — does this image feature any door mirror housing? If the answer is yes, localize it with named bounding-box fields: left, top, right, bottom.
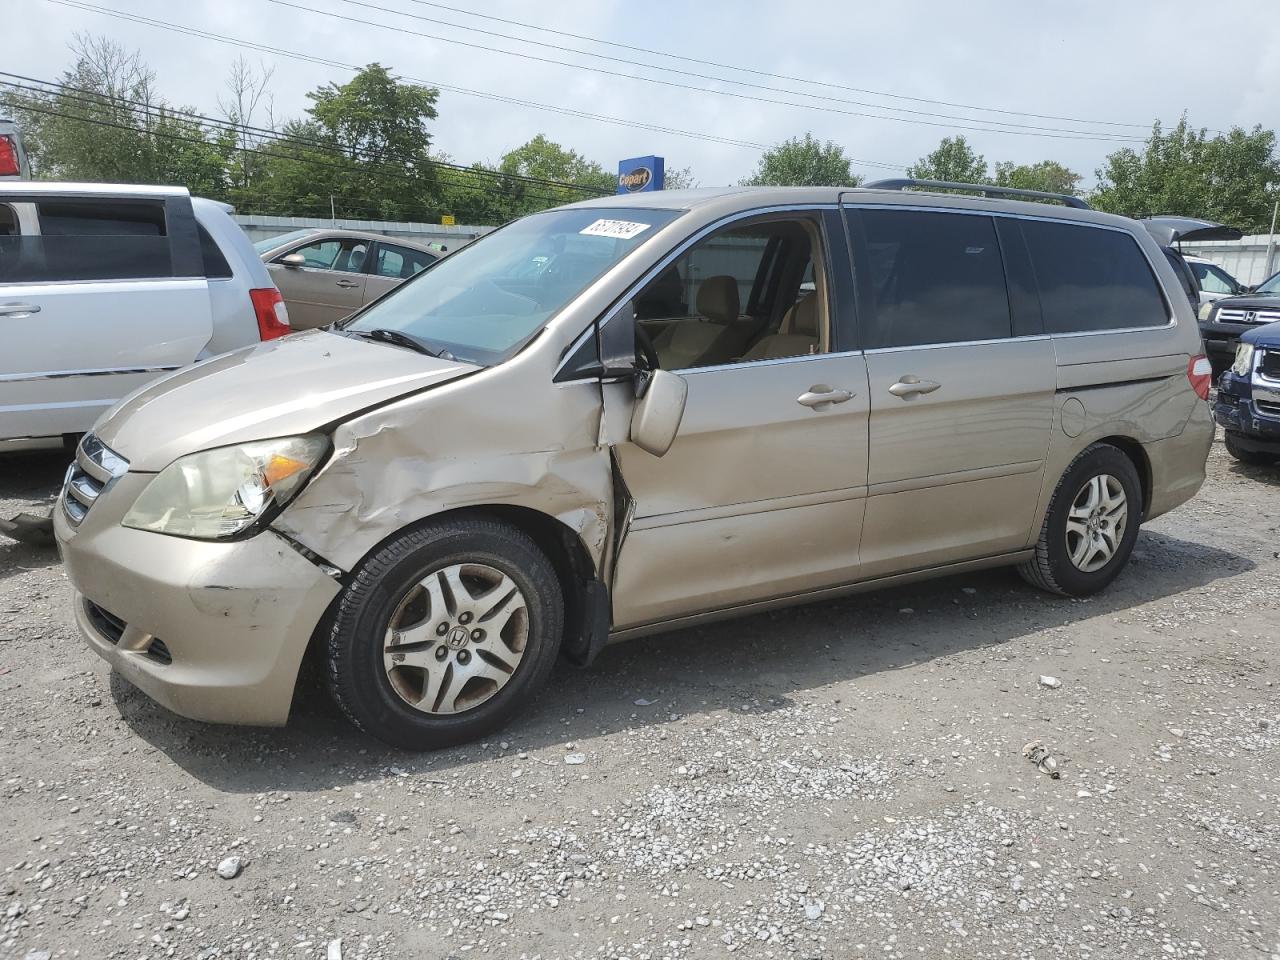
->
left=280, top=252, right=306, bottom=268
left=630, top=369, right=687, bottom=457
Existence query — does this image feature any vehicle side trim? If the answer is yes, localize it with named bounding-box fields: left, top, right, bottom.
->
left=0, top=365, right=182, bottom=383
left=866, top=459, right=1042, bottom=498
left=607, top=549, right=1034, bottom=641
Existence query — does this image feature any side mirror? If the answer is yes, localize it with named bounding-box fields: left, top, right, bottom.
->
left=280, top=252, right=306, bottom=268
left=630, top=369, right=687, bottom=457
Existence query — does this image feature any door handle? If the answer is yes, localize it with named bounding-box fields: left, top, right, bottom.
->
left=0, top=302, right=41, bottom=318
left=796, top=385, right=854, bottom=409
left=888, top=375, right=941, bottom=398
left=335, top=279, right=360, bottom=288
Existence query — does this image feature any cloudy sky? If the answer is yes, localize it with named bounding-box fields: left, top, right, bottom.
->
left=10, top=0, right=1280, bottom=190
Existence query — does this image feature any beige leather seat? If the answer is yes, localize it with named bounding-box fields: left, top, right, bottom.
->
left=652, top=275, right=740, bottom=370
left=743, top=293, right=820, bottom=360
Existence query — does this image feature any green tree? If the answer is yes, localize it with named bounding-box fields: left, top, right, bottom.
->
left=253, top=64, right=445, bottom=221
left=663, top=165, right=697, bottom=190
left=4, top=34, right=230, bottom=196
left=1092, top=117, right=1280, bottom=232
left=491, top=134, right=613, bottom=216
left=993, top=160, right=1081, bottom=196
left=907, top=135, right=988, bottom=184
left=740, top=133, right=860, bottom=187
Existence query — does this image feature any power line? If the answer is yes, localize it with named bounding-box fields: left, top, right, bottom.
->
left=1, top=73, right=613, bottom=200
left=342, top=0, right=1147, bottom=139
left=268, top=0, right=1149, bottom=143
left=3, top=95, right=586, bottom=210
left=398, top=0, right=1165, bottom=133
left=41, top=0, right=865, bottom=164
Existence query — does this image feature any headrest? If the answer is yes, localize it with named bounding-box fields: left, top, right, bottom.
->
left=695, top=275, right=740, bottom=324
left=782, top=293, right=819, bottom=337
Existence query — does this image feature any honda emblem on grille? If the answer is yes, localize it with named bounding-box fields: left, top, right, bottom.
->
left=1245, top=311, right=1257, bottom=323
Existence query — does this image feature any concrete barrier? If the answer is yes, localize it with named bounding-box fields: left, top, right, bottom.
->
left=233, top=213, right=494, bottom=251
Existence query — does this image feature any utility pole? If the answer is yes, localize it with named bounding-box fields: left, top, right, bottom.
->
left=330, top=195, right=337, bottom=226
left=1265, top=199, right=1279, bottom=279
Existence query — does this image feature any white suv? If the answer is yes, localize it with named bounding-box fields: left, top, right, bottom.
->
left=0, top=182, right=287, bottom=445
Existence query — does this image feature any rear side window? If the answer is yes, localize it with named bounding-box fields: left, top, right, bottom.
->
left=1021, top=220, right=1169, bottom=333
left=199, top=224, right=233, bottom=279
left=373, top=243, right=436, bottom=279
left=854, top=209, right=1011, bottom=348
left=0, top=198, right=172, bottom=283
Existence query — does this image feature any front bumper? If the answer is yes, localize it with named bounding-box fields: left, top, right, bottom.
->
left=55, top=474, right=342, bottom=726
left=1200, top=321, right=1250, bottom=368
left=1214, top=374, right=1280, bottom=453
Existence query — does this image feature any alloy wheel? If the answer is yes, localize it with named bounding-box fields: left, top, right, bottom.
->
left=1065, top=474, right=1128, bottom=573
left=383, top=562, right=529, bottom=715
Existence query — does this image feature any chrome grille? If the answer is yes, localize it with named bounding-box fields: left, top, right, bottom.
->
left=1261, top=350, right=1280, bottom=381
left=61, top=434, right=128, bottom=526
left=1216, top=307, right=1280, bottom=325
left=1257, top=399, right=1280, bottom=417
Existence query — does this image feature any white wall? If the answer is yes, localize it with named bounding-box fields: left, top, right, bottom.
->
left=233, top=213, right=493, bottom=251
left=1179, top=235, right=1279, bottom=286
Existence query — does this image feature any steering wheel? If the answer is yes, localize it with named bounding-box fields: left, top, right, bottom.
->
left=634, top=322, right=661, bottom=371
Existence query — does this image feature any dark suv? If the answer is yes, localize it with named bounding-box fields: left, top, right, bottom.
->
left=1200, top=270, right=1280, bottom=375
left=1214, top=320, right=1280, bottom=465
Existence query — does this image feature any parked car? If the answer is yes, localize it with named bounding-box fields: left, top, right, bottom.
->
left=1213, top=320, right=1280, bottom=465
left=56, top=181, right=1214, bottom=749
left=0, top=183, right=287, bottom=446
left=0, top=118, right=29, bottom=179
left=1185, top=254, right=1247, bottom=304
left=1198, top=269, right=1280, bottom=375
left=257, top=228, right=442, bottom=329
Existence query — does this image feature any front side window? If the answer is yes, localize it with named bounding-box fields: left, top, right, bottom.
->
left=1022, top=220, right=1169, bottom=333
left=0, top=198, right=172, bottom=283
left=854, top=209, right=1011, bottom=348
left=632, top=217, right=827, bottom=370
left=344, top=207, right=679, bottom=365
left=284, top=237, right=369, bottom=273
left=1190, top=261, right=1237, bottom=295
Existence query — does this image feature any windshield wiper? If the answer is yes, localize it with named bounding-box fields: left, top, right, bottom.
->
left=353, top=328, right=456, bottom=361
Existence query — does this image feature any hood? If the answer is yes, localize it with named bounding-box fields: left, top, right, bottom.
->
left=1209, top=292, right=1280, bottom=311
left=1240, top=320, right=1280, bottom=345
left=95, top=329, right=478, bottom=471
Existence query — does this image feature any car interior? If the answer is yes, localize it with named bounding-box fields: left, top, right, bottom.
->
left=634, top=218, right=825, bottom=370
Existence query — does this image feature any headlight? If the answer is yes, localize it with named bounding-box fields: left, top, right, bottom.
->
left=1230, top=342, right=1256, bottom=378
left=123, top=435, right=329, bottom=540
left=1198, top=301, right=1215, bottom=321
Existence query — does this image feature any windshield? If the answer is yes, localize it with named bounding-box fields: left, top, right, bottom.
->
left=253, top=229, right=315, bottom=254
left=1256, top=271, right=1280, bottom=295
left=342, top=207, right=680, bottom=364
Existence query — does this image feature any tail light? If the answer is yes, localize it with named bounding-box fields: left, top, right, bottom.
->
left=250, top=288, right=290, bottom=340
left=0, top=136, right=20, bottom=177
left=1187, top=354, right=1213, bottom=400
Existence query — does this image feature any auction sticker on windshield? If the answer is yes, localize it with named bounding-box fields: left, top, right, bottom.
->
left=579, top=219, right=652, bottom=240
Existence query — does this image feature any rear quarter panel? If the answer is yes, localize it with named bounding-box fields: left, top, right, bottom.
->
left=193, top=200, right=271, bottom=356
left=1030, top=226, right=1212, bottom=537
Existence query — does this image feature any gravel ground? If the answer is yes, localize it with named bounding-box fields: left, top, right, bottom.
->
left=2, top=438, right=1278, bottom=960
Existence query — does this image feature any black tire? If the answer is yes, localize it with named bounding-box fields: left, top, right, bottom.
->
left=1018, top=444, right=1143, bottom=598
left=326, top=516, right=564, bottom=750
left=1224, top=432, right=1279, bottom=466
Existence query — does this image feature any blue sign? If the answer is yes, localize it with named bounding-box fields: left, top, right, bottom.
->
left=617, top=155, right=664, bottom=193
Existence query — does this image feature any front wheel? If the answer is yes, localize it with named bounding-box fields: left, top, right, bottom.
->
left=1018, top=444, right=1143, bottom=598
left=1224, top=432, right=1279, bottom=466
left=325, top=516, right=564, bottom=750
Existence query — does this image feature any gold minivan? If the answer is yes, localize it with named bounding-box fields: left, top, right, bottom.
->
left=55, top=183, right=1215, bottom=749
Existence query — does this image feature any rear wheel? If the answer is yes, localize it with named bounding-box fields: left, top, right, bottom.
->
left=1019, top=444, right=1142, bottom=597
left=1224, top=432, right=1279, bottom=466
left=326, top=516, right=564, bottom=750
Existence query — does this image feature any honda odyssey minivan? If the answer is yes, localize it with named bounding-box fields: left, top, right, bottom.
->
left=55, top=183, right=1215, bottom=749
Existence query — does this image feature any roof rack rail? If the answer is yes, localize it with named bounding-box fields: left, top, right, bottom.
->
left=863, top=178, right=1091, bottom=210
